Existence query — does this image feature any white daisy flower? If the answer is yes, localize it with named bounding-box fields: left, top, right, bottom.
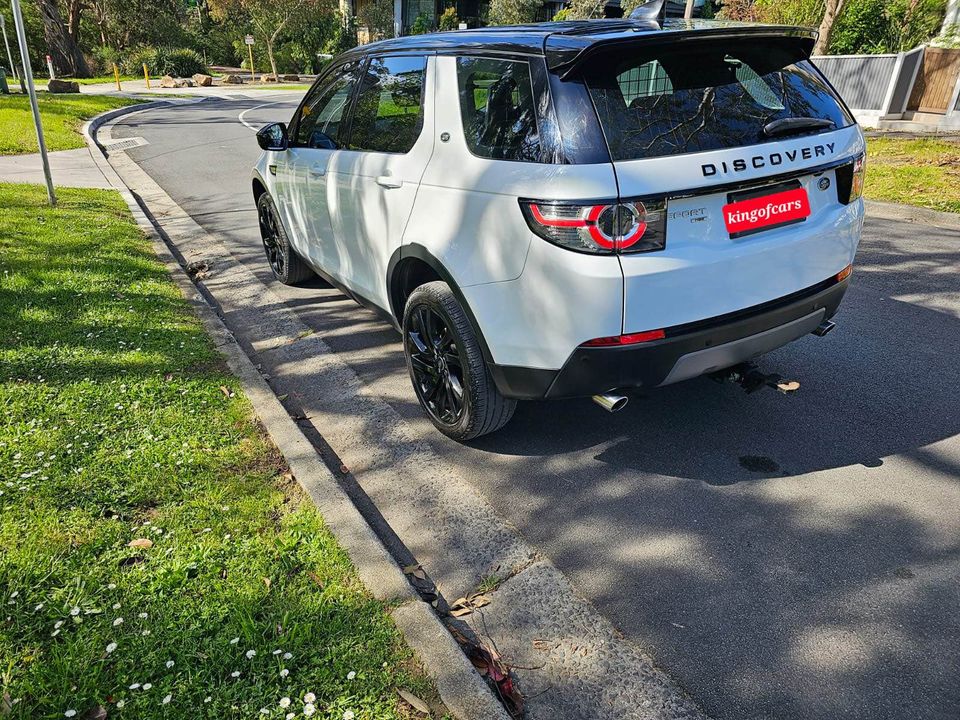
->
left=279, top=669, right=289, bottom=678
left=129, top=683, right=141, bottom=690
left=272, top=649, right=282, bottom=655
left=260, top=709, right=269, bottom=715
left=51, top=629, right=60, bottom=637
left=138, top=612, right=148, bottom=619
left=305, top=705, right=317, bottom=717
left=112, top=603, right=121, bottom=610
left=230, top=671, right=240, bottom=678
left=54, top=620, right=64, bottom=629
left=246, top=649, right=256, bottom=659
left=230, top=637, right=239, bottom=645
left=346, top=671, right=356, bottom=680
left=204, top=697, right=212, bottom=703
left=304, top=693, right=316, bottom=703
left=116, top=700, right=125, bottom=709
left=64, top=711, right=77, bottom=718
left=282, top=652, right=292, bottom=660
left=162, top=694, right=172, bottom=705
left=286, top=714, right=295, bottom=720
left=142, top=629, right=151, bottom=636
left=69, top=607, right=80, bottom=616
left=34, top=603, right=44, bottom=611
left=113, top=617, right=123, bottom=626
left=165, top=660, right=175, bottom=668
left=107, top=583, right=117, bottom=590
left=279, top=697, right=291, bottom=708
left=142, top=683, right=152, bottom=690
left=106, top=642, right=117, bottom=654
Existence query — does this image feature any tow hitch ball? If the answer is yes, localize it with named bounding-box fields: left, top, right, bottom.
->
left=710, top=363, right=801, bottom=395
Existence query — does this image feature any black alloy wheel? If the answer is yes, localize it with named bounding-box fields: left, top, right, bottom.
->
left=406, top=304, right=465, bottom=426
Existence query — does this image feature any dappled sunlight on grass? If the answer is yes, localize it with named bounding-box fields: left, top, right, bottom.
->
left=865, top=137, right=960, bottom=213
left=0, top=184, right=440, bottom=719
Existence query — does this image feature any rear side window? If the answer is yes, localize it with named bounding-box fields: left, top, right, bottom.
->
left=580, top=40, right=854, bottom=162
left=348, top=55, right=427, bottom=154
left=456, top=57, right=540, bottom=162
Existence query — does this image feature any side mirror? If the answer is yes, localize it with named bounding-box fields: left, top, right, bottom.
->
left=256, top=122, right=288, bottom=151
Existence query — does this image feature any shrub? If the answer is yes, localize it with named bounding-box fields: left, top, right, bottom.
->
left=438, top=6, right=460, bottom=29
left=92, top=45, right=120, bottom=75
left=119, top=46, right=158, bottom=76
left=552, top=8, right=572, bottom=20
left=410, top=12, right=432, bottom=34
left=160, top=48, right=207, bottom=77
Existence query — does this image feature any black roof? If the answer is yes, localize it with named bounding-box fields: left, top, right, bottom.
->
left=341, top=19, right=818, bottom=74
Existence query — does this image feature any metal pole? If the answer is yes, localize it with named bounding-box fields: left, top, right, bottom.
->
left=684, top=0, right=694, bottom=19
left=1, top=13, right=18, bottom=83
left=10, top=0, right=56, bottom=206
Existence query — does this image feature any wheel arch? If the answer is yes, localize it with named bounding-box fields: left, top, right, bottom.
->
left=387, top=245, right=495, bottom=366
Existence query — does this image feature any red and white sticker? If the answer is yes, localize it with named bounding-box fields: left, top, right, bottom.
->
left=723, top=187, right=811, bottom=236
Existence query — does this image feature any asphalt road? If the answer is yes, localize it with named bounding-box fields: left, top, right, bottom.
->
left=115, top=97, right=960, bottom=720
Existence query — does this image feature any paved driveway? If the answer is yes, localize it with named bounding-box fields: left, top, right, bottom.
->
left=113, top=97, right=960, bottom=720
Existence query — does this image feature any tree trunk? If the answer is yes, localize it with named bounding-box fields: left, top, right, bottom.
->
left=35, top=0, right=90, bottom=77
left=265, top=38, right=278, bottom=78
left=813, top=0, right=847, bottom=55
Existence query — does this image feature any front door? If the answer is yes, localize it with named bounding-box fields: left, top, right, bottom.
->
left=282, top=61, right=362, bottom=275
left=328, top=54, right=433, bottom=310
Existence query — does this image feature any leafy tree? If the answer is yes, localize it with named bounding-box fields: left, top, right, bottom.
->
left=487, top=0, right=542, bottom=24
left=359, top=0, right=395, bottom=38
left=35, top=0, right=89, bottom=76
left=209, top=0, right=332, bottom=77
left=814, top=0, right=849, bottom=54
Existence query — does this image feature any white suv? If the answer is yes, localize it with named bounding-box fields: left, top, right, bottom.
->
left=251, top=18, right=865, bottom=440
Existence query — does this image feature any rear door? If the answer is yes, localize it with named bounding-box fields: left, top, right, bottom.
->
left=577, top=37, right=865, bottom=334
left=326, top=54, right=433, bottom=310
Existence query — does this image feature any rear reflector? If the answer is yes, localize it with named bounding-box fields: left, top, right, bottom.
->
left=581, top=329, right=666, bottom=347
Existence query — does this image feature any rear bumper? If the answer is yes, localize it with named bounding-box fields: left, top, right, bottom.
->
left=489, top=276, right=849, bottom=399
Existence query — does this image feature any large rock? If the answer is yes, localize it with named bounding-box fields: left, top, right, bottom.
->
left=260, top=73, right=278, bottom=83
left=281, top=74, right=299, bottom=82
left=221, top=74, right=243, bottom=84
left=159, top=74, right=177, bottom=88
left=47, top=78, right=79, bottom=93
left=192, top=73, right=213, bottom=87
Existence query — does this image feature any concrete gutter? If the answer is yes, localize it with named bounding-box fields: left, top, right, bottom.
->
left=82, top=104, right=512, bottom=720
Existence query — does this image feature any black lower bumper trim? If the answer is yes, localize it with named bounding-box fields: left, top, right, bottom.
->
left=490, top=276, right=849, bottom=400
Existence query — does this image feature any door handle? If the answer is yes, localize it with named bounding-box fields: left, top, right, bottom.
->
left=309, top=163, right=326, bottom=178
left=376, top=175, right=402, bottom=189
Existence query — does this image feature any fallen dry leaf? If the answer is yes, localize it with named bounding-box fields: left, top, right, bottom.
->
left=127, top=538, right=154, bottom=549
left=219, top=386, right=234, bottom=398
left=1, top=693, right=12, bottom=716
left=397, top=689, right=430, bottom=715
left=262, top=577, right=271, bottom=591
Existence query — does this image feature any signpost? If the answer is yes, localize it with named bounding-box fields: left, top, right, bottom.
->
left=10, top=0, right=56, bottom=206
left=245, top=34, right=255, bottom=82
left=0, top=13, right=18, bottom=84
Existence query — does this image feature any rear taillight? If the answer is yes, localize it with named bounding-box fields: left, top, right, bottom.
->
left=520, top=198, right=667, bottom=255
left=836, top=154, right=865, bottom=204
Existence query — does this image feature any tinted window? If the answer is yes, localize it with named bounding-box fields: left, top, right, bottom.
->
left=580, top=40, right=854, bottom=162
left=348, top=55, right=426, bottom=153
left=294, top=63, right=359, bottom=149
left=456, top=57, right=540, bottom=162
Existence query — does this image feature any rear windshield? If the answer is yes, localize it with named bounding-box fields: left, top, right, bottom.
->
left=579, top=39, right=854, bottom=162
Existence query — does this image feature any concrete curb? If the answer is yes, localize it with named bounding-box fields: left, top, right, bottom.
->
left=865, top=199, right=960, bottom=232
left=82, top=102, right=512, bottom=720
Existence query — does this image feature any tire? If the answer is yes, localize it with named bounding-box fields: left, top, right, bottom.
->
left=403, top=281, right=516, bottom=440
left=256, top=192, right=314, bottom=285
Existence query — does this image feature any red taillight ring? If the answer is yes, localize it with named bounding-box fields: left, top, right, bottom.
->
left=529, top=203, right=585, bottom=229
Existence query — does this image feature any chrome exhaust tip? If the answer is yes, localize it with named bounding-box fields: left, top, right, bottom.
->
left=592, top=393, right=629, bottom=413
left=812, top=320, right=837, bottom=337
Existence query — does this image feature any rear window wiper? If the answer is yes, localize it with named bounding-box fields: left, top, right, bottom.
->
left=763, top=117, right=835, bottom=138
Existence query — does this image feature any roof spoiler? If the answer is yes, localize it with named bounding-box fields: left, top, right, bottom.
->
left=545, top=25, right=819, bottom=79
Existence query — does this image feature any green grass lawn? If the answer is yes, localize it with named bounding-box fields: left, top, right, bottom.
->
left=0, top=183, right=440, bottom=719
left=0, top=94, right=140, bottom=155
left=865, top=137, right=960, bottom=214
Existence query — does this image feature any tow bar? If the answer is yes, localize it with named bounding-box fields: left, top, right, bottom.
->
left=710, top=362, right=801, bottom=395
